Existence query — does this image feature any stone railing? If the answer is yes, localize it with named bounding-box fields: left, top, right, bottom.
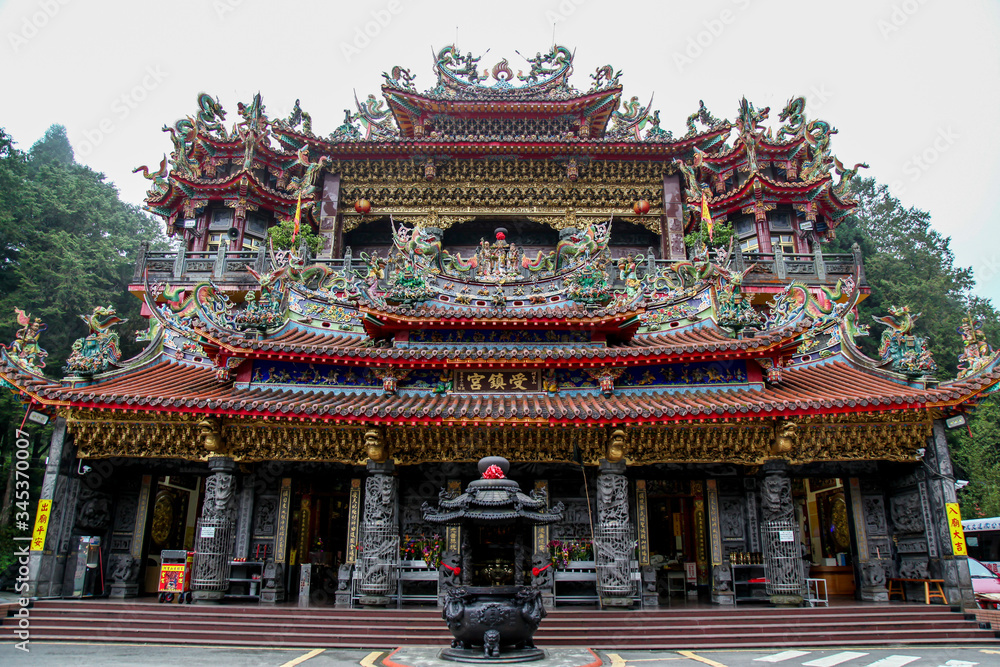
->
left=648, top=243, right=863, bottom=289
left=132, top=241, right=367, bottom=286
left=737, top=243, right=865, bottom=286
left=132, top=242, right=865, bottom=290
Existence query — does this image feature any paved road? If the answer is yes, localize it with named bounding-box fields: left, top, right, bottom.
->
left=1, top=644, right=998, bottom=667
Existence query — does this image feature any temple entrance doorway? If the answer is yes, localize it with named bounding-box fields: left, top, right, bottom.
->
left=141, top=475, right=200, bottom=595
left=289, top=478, right=352, bottom=602
left=802, top=477, right=857, bottom=597
left=646, top=480, right=701, bottom=597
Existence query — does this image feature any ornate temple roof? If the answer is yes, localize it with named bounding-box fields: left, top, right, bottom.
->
left=8, top=352, right=996, bottom=425
left=2, top=46, right=997, bottom=469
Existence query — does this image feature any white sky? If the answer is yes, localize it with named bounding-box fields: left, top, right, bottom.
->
left=2, top=0, right=999, bottom=301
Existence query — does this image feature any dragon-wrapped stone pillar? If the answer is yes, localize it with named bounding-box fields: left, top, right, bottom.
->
left=191, top=456, right=238, bottom=603
left=594, top=437, right=634, bottom=607
left=759, top=462, right=803, bottom=605
left=357, top=459, right=399, bottom=606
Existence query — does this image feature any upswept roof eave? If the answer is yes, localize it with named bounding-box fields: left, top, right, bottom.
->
left=698, top=134, right=806, bottom=170
left=145, top=169, right=302, bottom=217
left=0, top=350, right=65, bottom=407
left=157, top=306, right=808, bottom=367
left=47, top=356, right=959, bottom=425
left=268, top=120, right=732, bottom=158
left=380, top=83, right=624, bottom=114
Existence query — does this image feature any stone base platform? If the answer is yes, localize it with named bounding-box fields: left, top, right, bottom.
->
left=384, top=648, right=602, bottom=667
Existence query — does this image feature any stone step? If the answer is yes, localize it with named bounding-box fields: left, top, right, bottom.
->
left=6, top=600, right=995, bottom=649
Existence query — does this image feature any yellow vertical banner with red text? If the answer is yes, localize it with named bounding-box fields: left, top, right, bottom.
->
left=946, top=503, right=967, bottom=556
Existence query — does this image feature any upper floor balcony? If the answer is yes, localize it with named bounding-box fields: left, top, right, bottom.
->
left=131, top=242, right=865, bottom=296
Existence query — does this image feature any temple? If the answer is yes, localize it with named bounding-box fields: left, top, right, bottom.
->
left=4, top=45, right=998, bottom=610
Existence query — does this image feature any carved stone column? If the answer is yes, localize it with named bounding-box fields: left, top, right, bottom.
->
left=27, top=417, right=80, bottom=598
left=634, top=480, right=658, bottom=608
left=531, top=479, right=555, bottom=609
left=595, top=431, right=633, bottom=607
left=319, top=173, right=340, bottom=258
left=744, top=478, right=760, bottom=554
left=191, top=456, right=237, bottom=604
left=848, top=477, right=890, bottom=602
left=706, top=479, right=733, bottom=605
left=260, top=475, right=289, bottom=605
left=233, top=474, right=254, bottom=561
left=759, top=462, right=803, bottom=605
left=357, top=454, right=398, bottom=607
left=109, top=475, right=152, bottom=598
left=923, top=420, right=975, bottom=607
left=661, top=173, right=686, bottom=260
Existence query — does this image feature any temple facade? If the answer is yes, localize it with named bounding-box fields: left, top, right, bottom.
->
left=4, top=45, right=998, bottom=608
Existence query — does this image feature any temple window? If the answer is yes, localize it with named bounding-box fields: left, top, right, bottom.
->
left=769, top=210, right=793, bottom=232
left=734, top=214, right=757, bottom=254
left=244, top=211, right=271, bottom=251
left=207, top=208, right=235, bottom=252
left=769, top=210, right=797, bottom=254
left=771, top=234, right=795, bottom=254
left=739, top=236, right=759, bottom=254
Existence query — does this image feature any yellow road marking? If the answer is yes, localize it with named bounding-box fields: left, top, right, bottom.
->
left=280, top=648, right=326, bottom=667
left=610, top=659, right=685, bottom=663
left=608, top=654, right=627, bottom=667
left=677, top=651, right=729, bottom=667
left=982, top=649, right=1000, bottom=654
left=360, top=650, right=384, bottom=667
left=9, top=642, right=303, bottom=651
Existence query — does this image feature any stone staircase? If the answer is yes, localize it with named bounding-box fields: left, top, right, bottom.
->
left=5, top=600, right=997, bottom=649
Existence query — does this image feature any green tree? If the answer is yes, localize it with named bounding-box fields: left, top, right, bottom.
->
left=268, top=217, right=323, bottom=255
left=684, top=218, right=734, bottom=252
left=27, top=125, right=73, bottom=171
left=827, top=178, right=1000, bottom=517
left=951, top=396, right=1000, bottom=519
left=0, top=125, right=170, bottom=516
left=0, top=129, right=27, bottom=303
left=827, top=178, right=1000, bottom=376
left=0, top=124, right=170, bottom=371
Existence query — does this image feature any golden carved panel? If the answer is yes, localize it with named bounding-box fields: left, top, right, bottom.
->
left=223, top=422, right=368, bottom=462
left=64, top=409, right=932, bottom=465
left=386, top=425, right=597, bottom=465
left=331, top=158, right=670, bottom=230
left=68, top=409, right=203, bottom=460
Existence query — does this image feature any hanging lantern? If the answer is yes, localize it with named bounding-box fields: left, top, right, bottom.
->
left=566, top=157, right=579, bottom=182
left=354, top=199, right=371, bottom=215
left=633, top=200, right=651, bottom=216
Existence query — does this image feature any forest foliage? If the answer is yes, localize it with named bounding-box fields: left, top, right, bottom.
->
left=0, top=125, right=170, bottom=564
